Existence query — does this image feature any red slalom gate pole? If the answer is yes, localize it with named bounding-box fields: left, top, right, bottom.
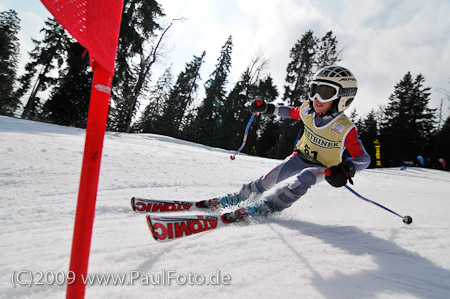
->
left=66, top=63, right=112, bottom=299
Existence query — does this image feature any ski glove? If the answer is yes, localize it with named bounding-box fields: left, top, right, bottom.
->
left=325, top=161, right=356, bottom=188
left=250, top=99, right=275, bottom=115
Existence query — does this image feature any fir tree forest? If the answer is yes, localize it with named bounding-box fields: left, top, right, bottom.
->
left=1, top=3, right=449, bottom=170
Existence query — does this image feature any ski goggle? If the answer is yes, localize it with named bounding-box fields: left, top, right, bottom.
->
left=308, top=81, right=340, bottom=102
left=308, top=81, right=357, bottom=102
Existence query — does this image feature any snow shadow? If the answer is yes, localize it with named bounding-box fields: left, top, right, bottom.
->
left=272, top=219, right=450, bottom=299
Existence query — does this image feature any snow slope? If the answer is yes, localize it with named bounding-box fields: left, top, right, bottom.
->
left=1, top=115, right=450, bottom=299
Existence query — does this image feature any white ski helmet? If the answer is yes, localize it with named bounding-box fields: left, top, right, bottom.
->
left=308, top=65, right=358, bottom=112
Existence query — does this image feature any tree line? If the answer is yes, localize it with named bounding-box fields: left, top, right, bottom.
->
left=1, top=4, right=449, bottom=169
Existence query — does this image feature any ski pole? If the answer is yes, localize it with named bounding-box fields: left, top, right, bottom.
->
left=344, top=185, right=413, bottom=225
left=230, top=112, right=256, bottom=160
left=322, top=169, right=413, bottom=225
left=230, top=99, right=264, bottom=160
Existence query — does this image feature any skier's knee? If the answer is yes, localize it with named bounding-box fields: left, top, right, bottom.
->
left=239, top=181, right=263, bottom=200
left=298, top=170, right=317, bottom=188
left=264, top=187, right=298, bottom=212
left=289, top=170, right=316, bottom=196
left=261, top=170, right=319, bottom=212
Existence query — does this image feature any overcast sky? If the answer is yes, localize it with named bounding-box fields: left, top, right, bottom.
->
left=2, top=0, right=450, bottom=120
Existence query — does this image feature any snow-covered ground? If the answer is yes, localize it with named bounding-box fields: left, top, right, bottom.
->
left=1, top=115, right=450, bottom=299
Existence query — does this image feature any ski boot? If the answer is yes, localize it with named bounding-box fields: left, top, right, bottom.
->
left=221, top=207, right=249, bottom=223
left=221, top=199, right=274, bottom=224
left=219, top=193, right=242, bottom=207
left=195, top=197, right=221, bottom=209
left=245, top=199, right=273, bottom=217
left=196, top=193, right=242, bottom=209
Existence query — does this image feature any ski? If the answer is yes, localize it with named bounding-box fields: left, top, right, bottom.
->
left=146, top=207, right=250, bottom=242
left=130, top=197, right=221, bottom=213
left=146, top=213, right=225, bottom=242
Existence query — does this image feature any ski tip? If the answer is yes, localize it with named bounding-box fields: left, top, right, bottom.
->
left=130, top=197, right=136, bottom=211
left=146, top=215, right=159, bottom=241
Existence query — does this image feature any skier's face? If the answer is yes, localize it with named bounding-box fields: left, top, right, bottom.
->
left=313, top=98, right=333, bottom=113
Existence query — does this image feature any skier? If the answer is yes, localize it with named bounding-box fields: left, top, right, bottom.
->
left=220, top=65, right=371, bottom=223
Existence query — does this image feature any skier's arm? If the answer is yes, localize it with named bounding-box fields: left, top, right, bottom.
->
left=273, top=106, right=302, bottom=119
left=344, top=128, right=370, bottom=171
left=249, top=99, right=302, bottom=119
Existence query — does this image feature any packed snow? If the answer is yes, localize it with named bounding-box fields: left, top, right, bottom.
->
left=1, top=115, right=450, bottom=299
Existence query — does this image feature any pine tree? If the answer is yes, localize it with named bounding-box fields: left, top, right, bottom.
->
left=18, top=18, right=68, bottom=120
left=188, top=36, right=233, bottom=146
left=315, top=31, right=341, bottom=68
left=435, top=116, right=450, bottom=169
left=349, top=108, right=358, bottom=123
left=219, top=54, right=267, bottom=150
left=108, top=0, right=164, bottom=132
left=253, top=76, right=279, bottom=157
left=283, top=30, right=317, bottom=107
left=358, top=110, right=379, bottom=167
left=133, top=66, right=173, bottom=133
left=380, top=72, right=435, bottom=166
left=276, top=30, right=316, bottom=158
left=40, top=42, right=92, bottom=127
left=0, top=10, right=21, bottom=116
left=158, top=52, right=205, bottom=138
left=271, top=30, right=343, bottom=159
left=219, top=78, right=247, bottom=149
